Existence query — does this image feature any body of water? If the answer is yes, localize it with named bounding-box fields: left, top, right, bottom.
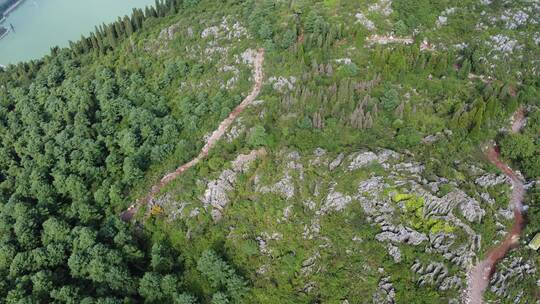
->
left=0, top=0, right=155, bottom=65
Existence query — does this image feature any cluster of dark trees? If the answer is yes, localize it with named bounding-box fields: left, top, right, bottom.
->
left=0, top=53, right=248, bottom=303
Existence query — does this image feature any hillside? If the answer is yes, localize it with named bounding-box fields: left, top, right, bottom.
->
left=0, top=0, right=539, bottom=303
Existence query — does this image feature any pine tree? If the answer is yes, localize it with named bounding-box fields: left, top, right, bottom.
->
left=106, top=24, right=117, bottom=48
left=312, top=111, right=324, bottom=129
left=123, top=16, right=134, bottom=36
left=114, top=18, right=125, bottom=40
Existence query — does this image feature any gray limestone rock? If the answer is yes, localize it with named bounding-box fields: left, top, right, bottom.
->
left=416, top=262, right=448, bottom=286
left=349, top=150, right=399, bottom=170
left=329, top=153, right=345, bottom=171
left=475, top=173, right=509, bottom=187
left=490, top=257, right=536, bottom=298
left=320, top=188, right=353, bottom=214
left=348, top=151, right=379, bottom=170
left=386, top=244, right=402, bottom=263
left=201, top=26, right=219, bottom=38
left=159, top=23, right=181, bottom=41
left=355, top=12, right=376, bottom=30
left=268, top=76, right=297, bottom=93
left=310, top=148, right=328, bottom=166
left=376, top=225, right=428, bottom=246
left=202, top=150, right=263, bottom=221
left=202, top=169, right=235, bottom=220
left=259, top=174, right=295, bottom=199
left=421, top=188, right=485, bottom=223
left=257, top=151, right=303, bottom=199
left=372, top=277, right=395, bottom=304
left=439, top=276, right=462, bottom=291
left=489, top=34, right=521, bottom=54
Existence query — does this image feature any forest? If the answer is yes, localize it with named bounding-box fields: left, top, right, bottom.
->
left=0, top=0, right=538, bottom=303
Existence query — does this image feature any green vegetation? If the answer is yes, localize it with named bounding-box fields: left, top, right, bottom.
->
left=396, top=194, right=455, bottom=234
left=0, top=0, right=538, bottom=303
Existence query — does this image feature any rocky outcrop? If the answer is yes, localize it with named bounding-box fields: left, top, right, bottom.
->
left=256, top=232, right=283, bottom=256
left=202, top=169, right=236, bottom=220
left=348, top=151, right=379, bottom=170
left=225, top=118, right=245, bottom=142
left=237, top=48, right=258, bottom=65
left=329, top=153, right=345, bottom=170
left=258, top=174, right=295, bottom=199
left=158, top=23, right=181, bottom=41
left=355, top=12, right=375, bottom=30
left=348, top=149, right=399, bottom=170
left=428, top=232, right=476, bottom=268
left=376, top=225, right=428, bottom=246
left=368, top=0, right=393, bottom=16
left=213, top=147, right=503, bottom=299
left=372, top=277, right=396, bottom=304
left=257, top=151, right=303, bottom=200
left=320, top=186, right=352, bottom=214
left=309, top=148, right=327, bottom=166
left=489, top=257, right=536, bottom=299
left=268, top=76, right=297, bottom=93
left=411, top=260, right=463, bottom=291
left=201, top=17, right=248, bottom=40
left=416, top=187, right=485, bottom=223
left=440, top=276, right=462, bottom=291
left=386, top=244, right=401, bottom=263
left=300, top=251, right=321, bottom=277
left=488, top=34, right=521, bottom=54
left=416, top=262, right=449, bottom=287
left=202, top=149, right=265, bottom=221
left=475, top=173, right=509, bottom=187
left=302, top=217, right=321, bottom=240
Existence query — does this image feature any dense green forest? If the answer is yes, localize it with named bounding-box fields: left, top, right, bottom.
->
left=0, top=0, right=538, bottom=303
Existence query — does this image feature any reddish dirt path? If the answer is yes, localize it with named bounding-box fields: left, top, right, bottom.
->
left=465, top=107, right=527, bottom=304
left=121, top=48, right=265, bottom=221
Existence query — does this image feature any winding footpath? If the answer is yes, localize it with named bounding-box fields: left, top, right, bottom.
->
left=465, top=107, right=527, bottom=304
left=121, top=48, right=265, bottom=221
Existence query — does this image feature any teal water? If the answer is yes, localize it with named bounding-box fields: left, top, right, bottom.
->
left=0, top=0, right=155, bottom=65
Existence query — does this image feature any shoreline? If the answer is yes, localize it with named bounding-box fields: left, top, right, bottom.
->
left=2, top=0, right=25, bottom=17
left=0, top=27, right=9, bottom=41
left=0, top=0, right=25, bottom=42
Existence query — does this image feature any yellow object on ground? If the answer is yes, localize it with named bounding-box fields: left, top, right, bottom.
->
left=151, top=205, right=164, bottom=216
left=392, top=193, right=414, bottom=203
left=528, top=233, right=540, bottom=250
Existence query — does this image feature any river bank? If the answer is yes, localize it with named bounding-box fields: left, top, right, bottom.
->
left=2, top=0, right=25, bottom=17
left=0, top=0, right=24, bottom=42
left=0, top=27, right=8, bottom=40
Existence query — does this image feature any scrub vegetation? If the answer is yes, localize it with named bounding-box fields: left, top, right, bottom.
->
left=0, top=0, right=538, bottom=303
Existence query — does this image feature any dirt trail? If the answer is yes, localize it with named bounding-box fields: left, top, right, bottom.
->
left=465, top=107, right=527, bottom=304
left=121, top=48, right=265, bottom=221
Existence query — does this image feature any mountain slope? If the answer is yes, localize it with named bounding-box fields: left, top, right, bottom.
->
left=0, top=0, right=538, bottom=303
